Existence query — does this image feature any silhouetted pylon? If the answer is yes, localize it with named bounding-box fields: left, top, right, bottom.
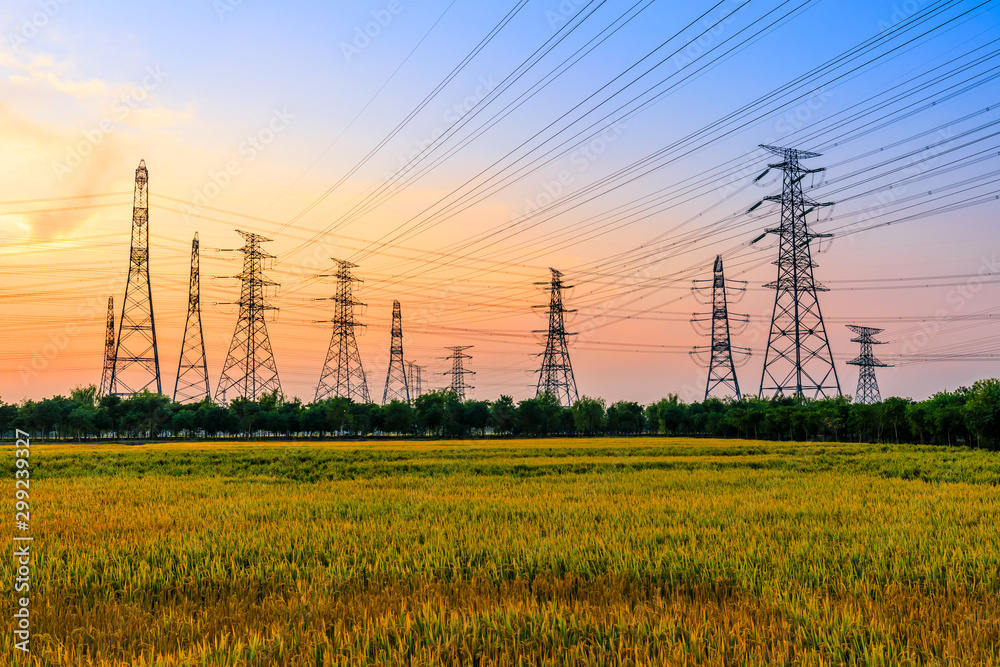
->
left=110, top=159, right=162, bottom=395
left=315, top=259, right=370, bottom=403
left=406, top=361, right=424, bottom=399
left=443, top=346, right=474, bottom=400
left=100, top=296, right=115, bottom=396
left=535, top=268, right=579, bottom=407
left=691, top=255, right=751, bottom=400
left=382, top=300, right=410, bottom=404
left=755, top=144, right=840, bottom=398
left=215, top=230, right=281, bottom=402
left=846, top=325, right=891, bottom=404
left=174, top=233, right=211, bottom=403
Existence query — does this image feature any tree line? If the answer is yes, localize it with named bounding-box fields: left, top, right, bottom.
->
left=3, top=378, right=1000, bottom=449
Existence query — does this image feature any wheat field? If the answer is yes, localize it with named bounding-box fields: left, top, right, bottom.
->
left=3, top=438, right=998, bottom=665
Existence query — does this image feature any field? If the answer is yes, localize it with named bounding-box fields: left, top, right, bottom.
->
left=3, top=437, right=999, bottom=666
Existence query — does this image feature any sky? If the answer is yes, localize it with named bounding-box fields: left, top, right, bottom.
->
left=1, top=0, right=999, bottom=405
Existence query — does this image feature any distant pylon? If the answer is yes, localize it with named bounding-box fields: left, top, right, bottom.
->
left=535, top=268, right=579, bottom=407
left=382, top=300, right=410, bottom=404
left=443, top=346, right=474, bottom=400
left=174, top=233, right=211, bottom=403
left=315, top=259, right=370, bottom=403
left=215, top=230, right=281, bottom=402
left=100, top=296, right=115, bottom=395
left=755, top=144, right=840, bottom=399
left=691, top=255, right=751, bottom=400
left=110, top=159, right=162, bottom=396
left=846, top=325, right=891, bottom=404
left=406, top=361, right=424, bottom=399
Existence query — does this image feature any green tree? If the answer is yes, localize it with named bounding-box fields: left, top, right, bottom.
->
left=489, top=395, right=517, bottom=435
left=383, top=400, right=415, bottom=435
left=607, top=401, right=644, bottom=434
left=572, top=396, right=606, bottom=435
left=465, top=401, right=491, bottom=436
left=964, top=378, right=1000, bottom=448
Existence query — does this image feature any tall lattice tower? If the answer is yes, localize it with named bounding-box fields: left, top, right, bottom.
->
left=443, top=346, right=474, bottom=400
left=382, top=300, right=410, bottom=404
left=174, top=233, right=211, bottom=403
left=315, top=259, right=370, bottom=403
left=216, top=230, right=281, bottom=402
left=756, top=144, right=840, bottom=399
left=535, top=268, right=579, bottom=407
left=111, top=159, right=162, bottom=395
left=99, top=296, right=115, bottom=396
left=846, top=325, right=891, bottom=404
left=691, top=255, right=750, bottom=400
left=406, top=361, right=424, bottom=399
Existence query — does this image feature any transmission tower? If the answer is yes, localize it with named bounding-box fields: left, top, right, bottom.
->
left=846, top=325, right=891, bottom=404
left=382, top=300, right=410, bottom=404
left=215, top=230, right=282, bottom=402
left=406, top=361, right=424, bottom=399
left=110, top=159, right=161, bottom=396
left=174, top=233, right=211, bottom=403
left=691, top=255, right=751, bottom=400
left=100, top=296, right=115, bottom=396
left=315, top=259, right=370, bottom=403
left=535, top=268, right=579, bottom=407
left=755, top=144, right=840, bottom=399
left=443, top=346, right=475, bottom=400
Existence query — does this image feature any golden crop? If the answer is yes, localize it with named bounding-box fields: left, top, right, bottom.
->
left=2, top=438, right=997, bottom=665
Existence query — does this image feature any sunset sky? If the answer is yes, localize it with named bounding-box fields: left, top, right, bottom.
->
left=1, top=0, right=998, bottom=404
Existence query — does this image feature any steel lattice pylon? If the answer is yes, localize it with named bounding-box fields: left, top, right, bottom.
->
left=692, top=255, right=750, bottom=400
left=443, top=346, right=474, bottom=400
left=406, top=361, right=424, bottom=399
left=174, top=233, right=211, bottom=403
left=110, top=160, right=162, bottom=396
left=535, top=268, right=579, bottom=407
left=215, top=230, right=281, bottom=402
left=382, top=300, right=410, bottom=404
left=756, top=145, right=841, bottom=399
left=100, top=296, right=115, bottom=395
left=846, top=325, right=891, bottom=404
left=315, top=259, right=370, bottom=403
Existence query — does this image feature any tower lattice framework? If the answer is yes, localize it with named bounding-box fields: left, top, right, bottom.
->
left=535, top=268, right=579, bottom=407
left=846, top=325, right=891, bottom=404
left=443, top=346, right=474, bottom=400
left=406, top=362, right=424, bottom=399
left=692, top=255, right=750, bottom=400
left=215, top=230, right=281, bottom=402
left=315, top=259, right=370, bottom=403
left=756, top=144, right=840, bottom=399
left=100, top=296, right=115, bottom=395
left=111, top=159, right=162, bottom=395
left=174, top=233, right=211, bottom=403
left=382, top=300, right=410, bottom=404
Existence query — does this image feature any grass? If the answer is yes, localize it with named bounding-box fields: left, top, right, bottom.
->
left=3, top=437, right=998, bottom=665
